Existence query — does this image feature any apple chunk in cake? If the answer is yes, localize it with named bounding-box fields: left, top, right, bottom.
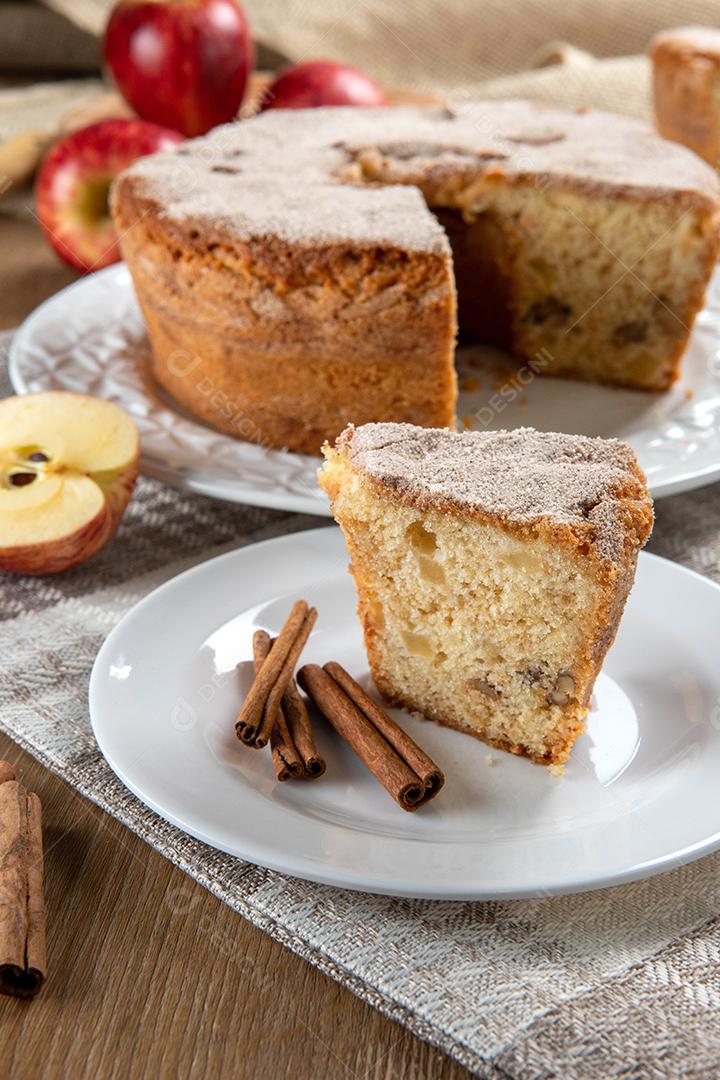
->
left=319, top=423, right=653, bottom=766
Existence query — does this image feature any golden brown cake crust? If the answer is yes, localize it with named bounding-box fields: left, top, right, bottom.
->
left=651, top=27, right=720, bottom=166
left=114, top=184, right=457, bottom=453
left=652, top=26, right=720, bottom=63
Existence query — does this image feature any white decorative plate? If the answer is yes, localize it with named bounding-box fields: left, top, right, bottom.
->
left=11, top=264, right=720, bottom=511
left=89, top=527, right=720, bottom=900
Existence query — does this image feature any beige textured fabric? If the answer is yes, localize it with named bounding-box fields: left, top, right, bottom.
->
left=0, top=79, right=105, bottom=143
left=471, top=54, right=652, bottom=117
left=0, top=331, right=719, bottom=1077
left=42, top=0, right=720, bottom=88
left=0, top=79, right=107, bottom=193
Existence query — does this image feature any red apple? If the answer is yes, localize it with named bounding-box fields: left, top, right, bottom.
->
left=103, top=0, right=254, bottom=137
left=35, top=117, right=182, bottom=274
left=260, top=61, right=387, bottom=110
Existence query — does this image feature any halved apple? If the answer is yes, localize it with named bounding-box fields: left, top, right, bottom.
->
left=0, top=392, right=139, bottom=575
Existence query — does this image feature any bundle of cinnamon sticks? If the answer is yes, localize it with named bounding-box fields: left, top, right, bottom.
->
left=252, top=629, right=325, bottom=781
left=235, top=599, right=325, bottom=781
left=0, top=761, right=46, bottom=998
left=234, top=600, right=444, bottom=811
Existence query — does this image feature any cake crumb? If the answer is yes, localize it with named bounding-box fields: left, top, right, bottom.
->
left=460, top=375, right=480, bottom=392
left=484, top=753, right=496, bottom=767
left=461, top=414, right=474, bottom=429
left=685, top=387, right=695, bottom=400
left=548, top=763, right=565, bottom=778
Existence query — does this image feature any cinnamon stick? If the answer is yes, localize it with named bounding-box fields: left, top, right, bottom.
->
left=257, top=607, right=317, bottom=748
left=0, top=762, right=46, bottom=998
left=298, top=664, right=444, bottom=811
left=282, top=680, right=326, bottom=779
left=324, top=663, right=443, bottom=797
left=253, top=632, right=325, bottom=780
left=253, top=632, right=303, bottom=781
left=235, top=600, right=317, bottom=748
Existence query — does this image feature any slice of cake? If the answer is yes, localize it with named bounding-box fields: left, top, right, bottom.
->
left=651, top=27, right=720, bottom=167
left=319, top=423, right=653, bottom=766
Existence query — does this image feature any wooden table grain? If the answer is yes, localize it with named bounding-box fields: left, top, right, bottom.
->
left=0, top=215, right=468, bottom=1080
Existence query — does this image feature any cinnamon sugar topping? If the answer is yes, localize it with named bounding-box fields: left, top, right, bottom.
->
left=336, top=423, right=653, bottom=563
left=116, top=101, right=719, bottom=253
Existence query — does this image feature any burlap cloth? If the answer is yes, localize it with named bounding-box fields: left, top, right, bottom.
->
left=1, top=327, right=719, bottom=1077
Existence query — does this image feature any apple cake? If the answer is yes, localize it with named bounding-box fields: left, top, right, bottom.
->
left=319, top=422, right=653, bottom=766
left=651, top=27, right=720, bottom=166
left=112, top=102, right=720, bottom=453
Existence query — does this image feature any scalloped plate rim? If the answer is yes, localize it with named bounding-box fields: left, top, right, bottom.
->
left=10, top=263, right=720, bottom=511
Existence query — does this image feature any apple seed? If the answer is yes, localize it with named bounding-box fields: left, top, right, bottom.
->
left=9, top=472, right=37, bottom=487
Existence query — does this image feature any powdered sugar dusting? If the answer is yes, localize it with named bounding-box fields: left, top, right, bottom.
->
left=116, top=101, right=719, bottom=252
left=339, top=423, right=653, bottom=563
left=653, top=25, right=720, bottom=58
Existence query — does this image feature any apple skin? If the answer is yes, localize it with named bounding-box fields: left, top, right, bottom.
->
left=35, top=117, right=182, bottom=274
left=0, top=459, right=139, bottom=576
left=104, top=0, right=254, bottom=137
left=260, top=61, right=387, bottom=110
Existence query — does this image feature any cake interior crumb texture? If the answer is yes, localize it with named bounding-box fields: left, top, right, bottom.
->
left=320, top=423, right=653, bottom=766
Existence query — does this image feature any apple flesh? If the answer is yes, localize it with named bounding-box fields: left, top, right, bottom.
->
left=35, top=117, right=182, bottom=274
left=104, top=0, right=254, bottom=137
left=260, top=61, right=387, bottom=110
left=0, top=393, right=140, bottom=575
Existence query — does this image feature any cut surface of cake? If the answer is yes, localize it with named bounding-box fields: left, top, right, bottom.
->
left=112, top=101, right=720, bottom=453
left=319, top=422, right=653, bottom=766
left=651, top=27, right=720, bottom=167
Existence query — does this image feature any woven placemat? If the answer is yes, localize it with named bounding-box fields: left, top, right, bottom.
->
left=1, top=329, right=719, bottom=1077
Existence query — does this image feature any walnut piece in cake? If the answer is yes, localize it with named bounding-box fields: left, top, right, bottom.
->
left=319, top=422, right=653, bottom=766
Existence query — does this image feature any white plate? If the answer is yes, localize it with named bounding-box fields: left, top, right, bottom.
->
left=12, top=265, right=720, bottom=509
left=89, top=526, right=720, bottom=900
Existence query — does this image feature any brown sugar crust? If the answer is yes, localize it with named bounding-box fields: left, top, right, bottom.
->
left=321, top=423, right=653, bottom=765
left=113, top=102, right=720, bottom=452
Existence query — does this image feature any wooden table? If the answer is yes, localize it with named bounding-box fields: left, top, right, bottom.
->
left=0, top=214, right=467, bottom=1080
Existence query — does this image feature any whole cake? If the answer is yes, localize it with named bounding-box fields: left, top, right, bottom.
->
left=651, top=27, right=720, bottom=166
left=112, top=102, right=720, bottom=453
left=319, top=422, right=653, bottom=766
